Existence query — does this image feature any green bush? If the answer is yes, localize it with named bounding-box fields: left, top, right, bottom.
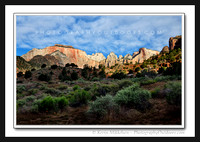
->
left=17, top=72, right=23, bottom=77
left=151, top=88, right=161, bottom=98
left=56, top=85, right=68, bottom=90
left=71, top=71, right=79, bottom=80
left=140, top=79, right=157, bottom=85
left=91, top=77, right=100, bottom=81
left=28, top=88, right=39, bottom=95
left=25, top=96, right=35, bottom=102
left=24, top=71, right=32, bottom=79
left=17, top=85, right=26, bottom=94
left=87, top=95, right=119, bottom=118
left=38, top=74, right=51, bottom=82
left=114, top=84, right=151, bottom=111
left=38, top=96, right=56, bottom=112
left=110, top=72, right=126, bottom=80
left=135, top=67, right=141, bottom=72
left=117, top=80, right=134, bottom=89
left=17, top=99, right=26, bottom=107
left=93, top=84, right=119, bottom=98
left=164, top=81, right=181, bottom=106
left=44, top=88, right=62, bottom=96
left=128, top=69, right=134, bottom=74
left=73, top=85, right=80, bottom=91
left=55, top=96, right=69, bottom=110
left=69, top=89, right=91, bottom=107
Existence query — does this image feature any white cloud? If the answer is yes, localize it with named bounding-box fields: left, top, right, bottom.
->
left=16, top=15, right=182, bottom=56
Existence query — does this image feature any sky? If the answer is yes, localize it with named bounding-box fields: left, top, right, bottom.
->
left=16, top=15, right=182, bottom=57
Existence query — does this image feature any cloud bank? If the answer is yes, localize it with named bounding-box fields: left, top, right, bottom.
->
left=16, top=15, right=182, bottom=57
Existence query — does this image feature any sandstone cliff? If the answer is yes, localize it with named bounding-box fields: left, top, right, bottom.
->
left=21, top=44, right=100, bottom=68
left=169, top=35, right=182, bottom=50
left=21, top=44, right=160, bottom=69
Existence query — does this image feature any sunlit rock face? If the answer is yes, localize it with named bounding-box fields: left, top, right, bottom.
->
left=21, top=44, right=160, bottom=68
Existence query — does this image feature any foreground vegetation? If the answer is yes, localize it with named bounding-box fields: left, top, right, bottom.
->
left=16, top=48, right=182, bottom=125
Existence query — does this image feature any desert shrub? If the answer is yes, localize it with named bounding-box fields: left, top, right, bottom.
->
left=28, top=88, right=39, bottom=95
left=59, top=74, right=72, bottom=81
left=110, top=72, right=126, bottom=80
left=56, top=85, right=68, bottom=90
left=164, top=81, right=181, bottom=106
left=71, top=71, right=79, bottom=80
left=76, top=78, right=86, bottom=83
left=128, top=69, right=134, bottom=74
left=39, top=84, right=48, bottom=90
left=17, top=72, right=23, bottom=77
left=17, top=80, right=23, bottom=83
left=140, top=79, right=157, bottom=85
left=135, top=67, right=141, bottom=72
left=24, top=71, right=32, bottom=79
left=31, top=68, right=36, bottom=71
left=38, top=96, right=56, bottom=112
left=51, top=64, right=58, bottom=69
left=17, top=99, right=26, bottom=107
left=55, top=96, right=69, bottom=110
left=73, top=85, right=80, bottom=91
left=38, top=74, right=51, bottom=82
left=93, top=84, right=119, bottom=98
left=114, top=84, right=151, bottom=111
left=98, top=68, right=106, bottom=78
left=131, top=77, right=146, bottom=82
left=17, top=93, right=25, bottom=99
left=44, top=88, right=62, bottom=96
left=151, top=88, right=161, bottom=98
left=17, top=85, right=26, bottom=94
left=91, top=77, right=100, bottom=81
left=41, top=64, right=46, bottom=68
left=69, top=89, right=91, bottom=107
left=87, top=95, right=119, bottom=118
left=25, top=96, right=35, bottom=102
left=117, top=80, right=134, bottom=89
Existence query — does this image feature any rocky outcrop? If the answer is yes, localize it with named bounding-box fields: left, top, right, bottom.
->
left=169, top=35, right=182, bottom=50
left=102, top=52, right=118, bottom=67
left=29, top=54, right=61, bottom=68
left=21, top=44, right=100, bottom=68
left=124, top=54, right=132, bottom=60
left=87, top=53, right=106, bottom=62
left=161, top=46, right=169, bottom=53
left=21, top=44, right=160, bottom=69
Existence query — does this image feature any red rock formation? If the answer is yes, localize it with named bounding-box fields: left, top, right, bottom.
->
left=169, top=35, right=182, bottom=50
left=21, top=45, right=100, bottom=68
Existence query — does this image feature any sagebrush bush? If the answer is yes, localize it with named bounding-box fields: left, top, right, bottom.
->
left=56, top=85, right=68, bottom=90
left=28, top=88, right=39, bottom=95
left=87, top=94, right=119, bottom=118
left=38, top=74, right=51, bottom=82
left=117, top=80, right=134, bottom=89
left=69, top=89, right=91, bottom=107
left=44, top=88, right=62, bottom=96
left=140, top=79, right=157, bottom=85
left=114, top=83, right=151, bottom=111
left=92, top=84, right=120, bottom=98
left=73, top=85, right=80, bottom=91
left=38, top=96, right=56, bottom=112
left=55, top=96, right=69, bottom=110
left=17, top=99, right=26, bottom=107
left=164, top=81, right=181, bottom=106
left=151, top=88, right=161, bottom=98
left=25, top=96, right=35, bottom=102
left=17, top=85, right=26, bottom=94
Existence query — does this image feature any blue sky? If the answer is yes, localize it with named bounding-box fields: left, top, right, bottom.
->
left=16, top=15, right=182, bottom=57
